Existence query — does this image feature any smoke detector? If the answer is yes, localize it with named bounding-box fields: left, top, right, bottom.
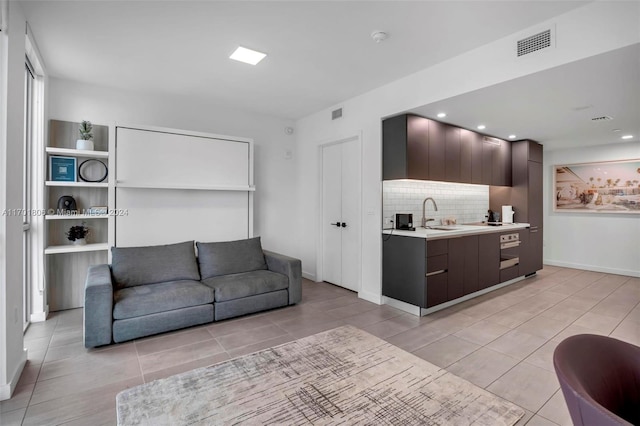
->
left=371, top=31, right=389, bottom=43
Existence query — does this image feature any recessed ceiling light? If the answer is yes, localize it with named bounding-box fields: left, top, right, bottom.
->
left=621, top=135, right=633, bottom=139
left=477, top=125, right=486, bottom=130
left=229, top=46, right=267, bottom=65
left=437, top=112, right=447, bottom=118
left=508, top=134, right=517, bottom=139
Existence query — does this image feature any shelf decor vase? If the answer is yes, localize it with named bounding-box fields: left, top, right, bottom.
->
left=73, top=238, right=87, bottom=246
left=76, top=139, right=94, bottom=151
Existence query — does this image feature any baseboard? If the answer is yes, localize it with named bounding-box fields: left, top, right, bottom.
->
left=30, top=305, right=49, bottom=323
left=544, top=259, right=640, bottom=278
left=358, top=289, right=382, bottom=305
left=0, top=348, right=27, bottom=401
left=301, top=271, right=316, bottom=281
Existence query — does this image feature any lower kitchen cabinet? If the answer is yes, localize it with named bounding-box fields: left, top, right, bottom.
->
left=382, top=234, right=426, bottom=306
left=478, top=233, right=500, bottom=289
left=383, top=227, right=529, bottom=311
left=520, top=226, right=543, bottom=276
left=448, top=235, right=479, bottom=300
left=426, top=239, right=449, bottom=307
left=425, top=273, right=448, bottom=307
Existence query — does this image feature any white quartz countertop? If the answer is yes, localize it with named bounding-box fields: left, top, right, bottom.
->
left=382, top=223, right=530, bottom=240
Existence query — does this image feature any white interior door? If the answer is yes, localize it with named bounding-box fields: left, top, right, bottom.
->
left=321, top=138, right=360, bottom=292
left=340, top=139, right=360, bottom=291
left=322, top=144, right=343, bottom=286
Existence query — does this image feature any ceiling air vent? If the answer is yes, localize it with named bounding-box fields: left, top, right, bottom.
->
left=332, top=108, right=343, bottom=120
left=517, top=29, right=552, bottom=57
left=591, top=116, right=613, bottom=121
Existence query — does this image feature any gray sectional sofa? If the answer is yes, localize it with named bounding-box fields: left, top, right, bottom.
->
left=83, top=238, right=301, bottom=348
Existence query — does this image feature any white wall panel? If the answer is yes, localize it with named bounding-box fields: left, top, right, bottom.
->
left=114, top=126, right=252, bottom=248
left=115, top=188, right=249, bottom=247
left=116, top=127, right=249, bottom=188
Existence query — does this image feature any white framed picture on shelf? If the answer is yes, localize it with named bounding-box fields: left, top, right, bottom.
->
left=49, top=156, right=77, bottom=182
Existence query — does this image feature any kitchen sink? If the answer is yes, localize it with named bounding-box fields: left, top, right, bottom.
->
left=427, top=226, right=461, bottom=231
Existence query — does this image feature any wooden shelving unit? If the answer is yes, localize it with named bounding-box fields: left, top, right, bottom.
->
left=45, top=120, right=113, bottom=311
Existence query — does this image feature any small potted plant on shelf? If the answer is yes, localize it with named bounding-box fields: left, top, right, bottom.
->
left=76, top=120, right=94, bottom=151
left=66, top=221, right=90, bottom=245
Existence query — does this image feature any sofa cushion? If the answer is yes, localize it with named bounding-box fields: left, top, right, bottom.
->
left=111, top=241, right=200, bottom=288
left=201, top=270, right=288, bottom=302
left=113, top=280, right=214, bottom=320
left=196, top=237, right=267, bottom=279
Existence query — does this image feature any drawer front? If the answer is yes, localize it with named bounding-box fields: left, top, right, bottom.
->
left=499, top=264, right=520, bottom=283
left=426, top=254, right=448, bottom=274
left=426, top=239, right=448, bottom=257
left=425, top=273, right=448, bottom=307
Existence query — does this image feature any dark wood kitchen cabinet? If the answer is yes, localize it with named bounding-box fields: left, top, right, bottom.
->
left=482, top=136, right=512, bottom=186
left=511, top=140, right=543, bottom=275
left=445, top=126, right=461, bottom=182
left=382, top=234, right=452, bottom=308
left=383, top=114, right=445, bottom=181
left=511, top=140, right=542, bottom=226
left=460, top=129, right=483, bottom=184
left=383, top=114, right=512, bottom=185
left=382, top=234, right=426, bottom=306
left=478, top=233, right=500, bottom=289
left=447, top=235, right=479, bottom=300
left=425, top=239, right=448, bottom=307
left=428, top=119, right=446, bottom=181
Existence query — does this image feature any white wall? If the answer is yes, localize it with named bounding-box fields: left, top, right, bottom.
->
left=294, top=2, right=640, bottom=303
left=0, top=1, right=28, bottom=401
left=544, top=142, right=640, bottom=277
left=48, top=78, right=299, bottom=258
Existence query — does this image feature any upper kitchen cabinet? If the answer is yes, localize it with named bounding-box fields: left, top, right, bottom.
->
left=481, top=136, right=512, bottom=186
left=383, top=114, right=511, bottom=185
left=460, top=129, right=483, bottom=184
left=383, top=114, right=443, bottom=181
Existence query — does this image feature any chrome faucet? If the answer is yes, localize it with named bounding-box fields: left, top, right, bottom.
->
left=421, top=197, right=438, bottom=228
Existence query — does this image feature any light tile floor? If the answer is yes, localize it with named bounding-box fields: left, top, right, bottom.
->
left=1, top=265, right=638, bottom=425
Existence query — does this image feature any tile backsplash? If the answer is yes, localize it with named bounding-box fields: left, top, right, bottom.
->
left=383, top=180, right=489, bottom=227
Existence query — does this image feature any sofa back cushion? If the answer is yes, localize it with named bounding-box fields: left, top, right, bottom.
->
left=111, top=241, right=200, bottom=288
left=197, top=237, right=267, bottom=279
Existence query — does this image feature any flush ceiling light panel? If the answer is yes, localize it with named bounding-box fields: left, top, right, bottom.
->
left=230, top=46, right=267, bottom=65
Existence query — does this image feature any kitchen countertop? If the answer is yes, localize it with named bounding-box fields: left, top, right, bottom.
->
left=382, top=223, right=530, bottom=240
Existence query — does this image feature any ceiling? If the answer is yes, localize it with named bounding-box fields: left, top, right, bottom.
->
left=409, top=43, right=640, bottom=150
left=21, top=1, right=589, bottom=121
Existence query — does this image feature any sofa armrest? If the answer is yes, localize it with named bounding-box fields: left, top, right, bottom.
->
left=264, top=250, right=302, bottom=305
left=84, top=264, right=114, bottom=348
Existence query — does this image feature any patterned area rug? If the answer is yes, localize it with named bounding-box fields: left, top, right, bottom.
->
left=117, top=325, right=524, bottom=425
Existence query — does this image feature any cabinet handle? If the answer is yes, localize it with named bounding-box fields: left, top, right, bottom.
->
left=426, top=269, right=446, bottom=277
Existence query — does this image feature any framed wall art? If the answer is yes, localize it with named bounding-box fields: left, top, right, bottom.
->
left=553, top=159, right=640, bottom=214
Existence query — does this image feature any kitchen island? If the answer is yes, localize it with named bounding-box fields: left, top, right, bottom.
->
left=382, top=223, right=536, bottom=316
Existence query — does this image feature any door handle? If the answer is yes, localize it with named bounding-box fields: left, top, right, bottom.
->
left=330, top=222, right=341, bottom=227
